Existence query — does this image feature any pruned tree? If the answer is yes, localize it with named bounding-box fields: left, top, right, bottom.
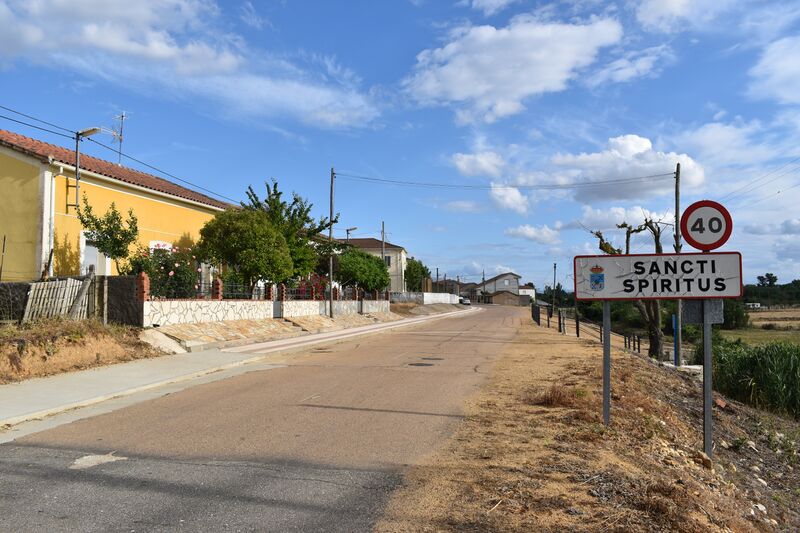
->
left=756, top=273, right=778, bottom=287
left=76, top=195, right=139, bottom=273
left=591, top=217, right=668, bottom=359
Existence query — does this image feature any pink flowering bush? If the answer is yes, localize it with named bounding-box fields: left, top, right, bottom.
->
left=126, top=244, right=199, bottom=298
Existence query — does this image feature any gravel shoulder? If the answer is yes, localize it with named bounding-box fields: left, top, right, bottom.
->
left=376, top=316, right=799, bottom=532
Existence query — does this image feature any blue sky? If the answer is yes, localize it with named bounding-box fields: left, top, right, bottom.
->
left=2, top=0, right=800, bottom=288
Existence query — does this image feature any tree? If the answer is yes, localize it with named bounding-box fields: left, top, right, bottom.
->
left=76, top=195, right=138, bottom=272
left=757, top=273, right=778, bottom=287
left=336, top=248, right=390, bottom=291
left=591, top=217, right=667, bottom=359
left=196, top=208, right=293, bottom=288
left=244, top=180, right=338, bottom=280
left=405, top=257, right=431, bottom=292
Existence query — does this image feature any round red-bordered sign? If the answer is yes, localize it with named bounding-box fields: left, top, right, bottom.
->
left=680, top=200, right=733, bottom=251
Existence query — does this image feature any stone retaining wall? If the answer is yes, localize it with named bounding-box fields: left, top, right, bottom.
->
left=281, top=300, right=327, bottom=318
left=361, top=300, right=390, bottom=314
left=144, top=300, right=274, bottom=327
left=331, top=300, right=359, bottom=315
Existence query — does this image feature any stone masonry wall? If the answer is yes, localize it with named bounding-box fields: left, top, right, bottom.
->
left=281, top=300, right=327, bottom=318
left=361, top=300, right=390, bottom=314
left=143, top=300, right=274, bottom=327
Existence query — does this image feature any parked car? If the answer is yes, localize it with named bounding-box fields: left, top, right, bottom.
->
left=459, top=297, right=471, bottom=305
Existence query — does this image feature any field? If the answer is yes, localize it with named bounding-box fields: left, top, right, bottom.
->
left=720, top=308, right=800, bottom=345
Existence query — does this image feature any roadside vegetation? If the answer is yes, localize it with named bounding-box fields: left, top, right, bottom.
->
left=0, top=318, right=160, bottom=383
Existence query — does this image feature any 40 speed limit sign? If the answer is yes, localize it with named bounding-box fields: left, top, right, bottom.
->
left=681, top=200, right=733, bottom=251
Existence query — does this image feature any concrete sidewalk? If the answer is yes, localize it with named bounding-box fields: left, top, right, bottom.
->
left=0, top=307, right=478, bottom=428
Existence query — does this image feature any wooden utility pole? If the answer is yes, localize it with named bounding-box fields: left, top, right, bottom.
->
left=329, top=167, right=335, bottom=318
left=674, top=163, right=682, bottom=365
left=552, top=262, right=557, bottom=310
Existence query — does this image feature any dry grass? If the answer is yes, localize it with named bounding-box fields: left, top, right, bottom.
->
left=376, top=316, right=799, bottom=532
left=1, top=318, right=161, bottom=383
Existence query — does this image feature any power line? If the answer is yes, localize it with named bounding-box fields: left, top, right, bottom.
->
left=0, top=103, right=236, bottom=204
left=335, top=171, right=675, bottom=190
left=87, top=137, right=238, bottom=204
left=727, top=163, right=800, bottom=204
left=0, top=113, right=74, bottom=140
left=0, top=104, right=75, bottom=134
left=721, top=155, right=800, bottom=202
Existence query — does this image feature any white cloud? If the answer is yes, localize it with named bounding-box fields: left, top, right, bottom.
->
left=505, top=224, right=560, bottom=244
left=443, top=200, right=484, bottom=213
left=468, top=0, right=518, bottom=16
left=744, top=218, right=800, bottom=235
left=749, top=36, right=800, bottom=105
left=489, top=183, right=528, bottom=214
left=671, top=120, right=779, bottom=167
left=0, top=0, right=377, bottom=129
left=566, top=205, right=672, bottom=231
left=451, top=151, right=505, bottom=177
left=404, top=16, right=622, bottom=123
left=551, top=134, right=704, bottom=202
left=240, top=1, right=268, bottom=30
left=635, top=0, right=736, bottom=32
left=586, top=45, right=673, bottom=87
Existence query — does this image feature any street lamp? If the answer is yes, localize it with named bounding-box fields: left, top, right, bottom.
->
left=68, top=127, right=102, bottom=211
left=345, top=227, right=358, bottom=243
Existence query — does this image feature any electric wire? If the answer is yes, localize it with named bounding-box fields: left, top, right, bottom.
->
left=728, top=164, right=800, bottom=205
left=86, top=137, right=239, bottom=204
left=0, top=104, right=75, bottom=134
left=0, top=113, right=74, bottom=140
left=721, top=155, right=800, bottom=202
left=0, top=103, right=237, bottom=204
left=335, top=171, right=675, bottom=190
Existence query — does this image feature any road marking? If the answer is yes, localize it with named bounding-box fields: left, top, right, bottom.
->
left=69, top=452, right=127, bottom=470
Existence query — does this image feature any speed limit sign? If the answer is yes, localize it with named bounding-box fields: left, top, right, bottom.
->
left=681, top=200, right=733, bottom=251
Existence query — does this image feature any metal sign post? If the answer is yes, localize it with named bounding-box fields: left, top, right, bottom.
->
left=573, top=198, right=740, bottom=457
left=602, top=301, right=611, bottom=426
left=703, top=299, right=713, bottom=457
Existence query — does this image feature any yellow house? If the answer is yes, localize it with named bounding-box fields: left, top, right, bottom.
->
left=0, top=128, right=227, bottom=281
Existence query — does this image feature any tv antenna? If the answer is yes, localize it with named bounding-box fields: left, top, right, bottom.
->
left=112, top=111, right=127, bottom=165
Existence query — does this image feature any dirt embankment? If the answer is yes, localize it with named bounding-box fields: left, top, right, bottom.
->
left=1, top=319, right=162, bottom=383
left=376, top=318, right=799, bottom=532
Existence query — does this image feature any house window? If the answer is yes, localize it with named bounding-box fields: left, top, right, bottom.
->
left=80, top=232, right=111, bottom=275
left=384, top=256, right=391, bottom=267
left=504, top=279, right=509, bottom=286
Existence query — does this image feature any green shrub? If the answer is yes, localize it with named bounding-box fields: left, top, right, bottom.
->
left=710, top=339, right=800, bottom=418
left=127, top=245, right=199, bottom=299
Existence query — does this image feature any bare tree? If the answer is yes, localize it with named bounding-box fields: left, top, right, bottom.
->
left=590, top=218, right=668, bottom=359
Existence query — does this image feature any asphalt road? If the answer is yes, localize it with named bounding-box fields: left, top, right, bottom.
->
left=0, top=305, right=526, bottom=532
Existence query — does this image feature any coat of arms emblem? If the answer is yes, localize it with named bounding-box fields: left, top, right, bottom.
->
left=589, top=265, right=605, bottom=291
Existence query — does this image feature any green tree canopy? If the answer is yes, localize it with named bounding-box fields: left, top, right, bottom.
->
left=76, top=195, right=138, bottom=272
left=757, top=273, right=778, bottom=287
left=244, top=180, right=338, bottom=280
left=405, top=257, right=431, bottom=292
left=196, top=208, right=293, bottom=287
left=336, top=248, right=390, bottom=291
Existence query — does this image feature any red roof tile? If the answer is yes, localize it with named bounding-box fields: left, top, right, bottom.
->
left=339, top=237, right=405, bottom=250
left=0, top=129, right=229, bottom=210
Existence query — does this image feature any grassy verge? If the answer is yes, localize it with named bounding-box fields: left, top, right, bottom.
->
left=719, top=328, right=800, bottom=345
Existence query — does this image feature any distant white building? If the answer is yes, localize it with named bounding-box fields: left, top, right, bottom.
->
left=745, top=302, right=761, bottom=309
left=519, top=283, right=536, bottom=299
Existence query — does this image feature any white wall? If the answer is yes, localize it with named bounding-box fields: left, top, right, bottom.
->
left=282, top=300, right=327, bottom=317
left=422, top=293, right=459, bottom=305
left=362, top=300, right=390, bottom=313
left=143, top=300, right=274, bottom=327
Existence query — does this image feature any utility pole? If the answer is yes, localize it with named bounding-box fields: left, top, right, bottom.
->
left=456, top=275, right=460, bottom=297
left=345, top=227, right=357, bottom=243
left=329, top=167, right=335, bottom=318
left=435, top=267, right=439, bottom=293
left=381, top=221, right=386, bottom=287
left=482, top=269, right=486, bottom=303
left=674, top=162, right=682, bottom=366
left=552, top=262, right=557, bottom=310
